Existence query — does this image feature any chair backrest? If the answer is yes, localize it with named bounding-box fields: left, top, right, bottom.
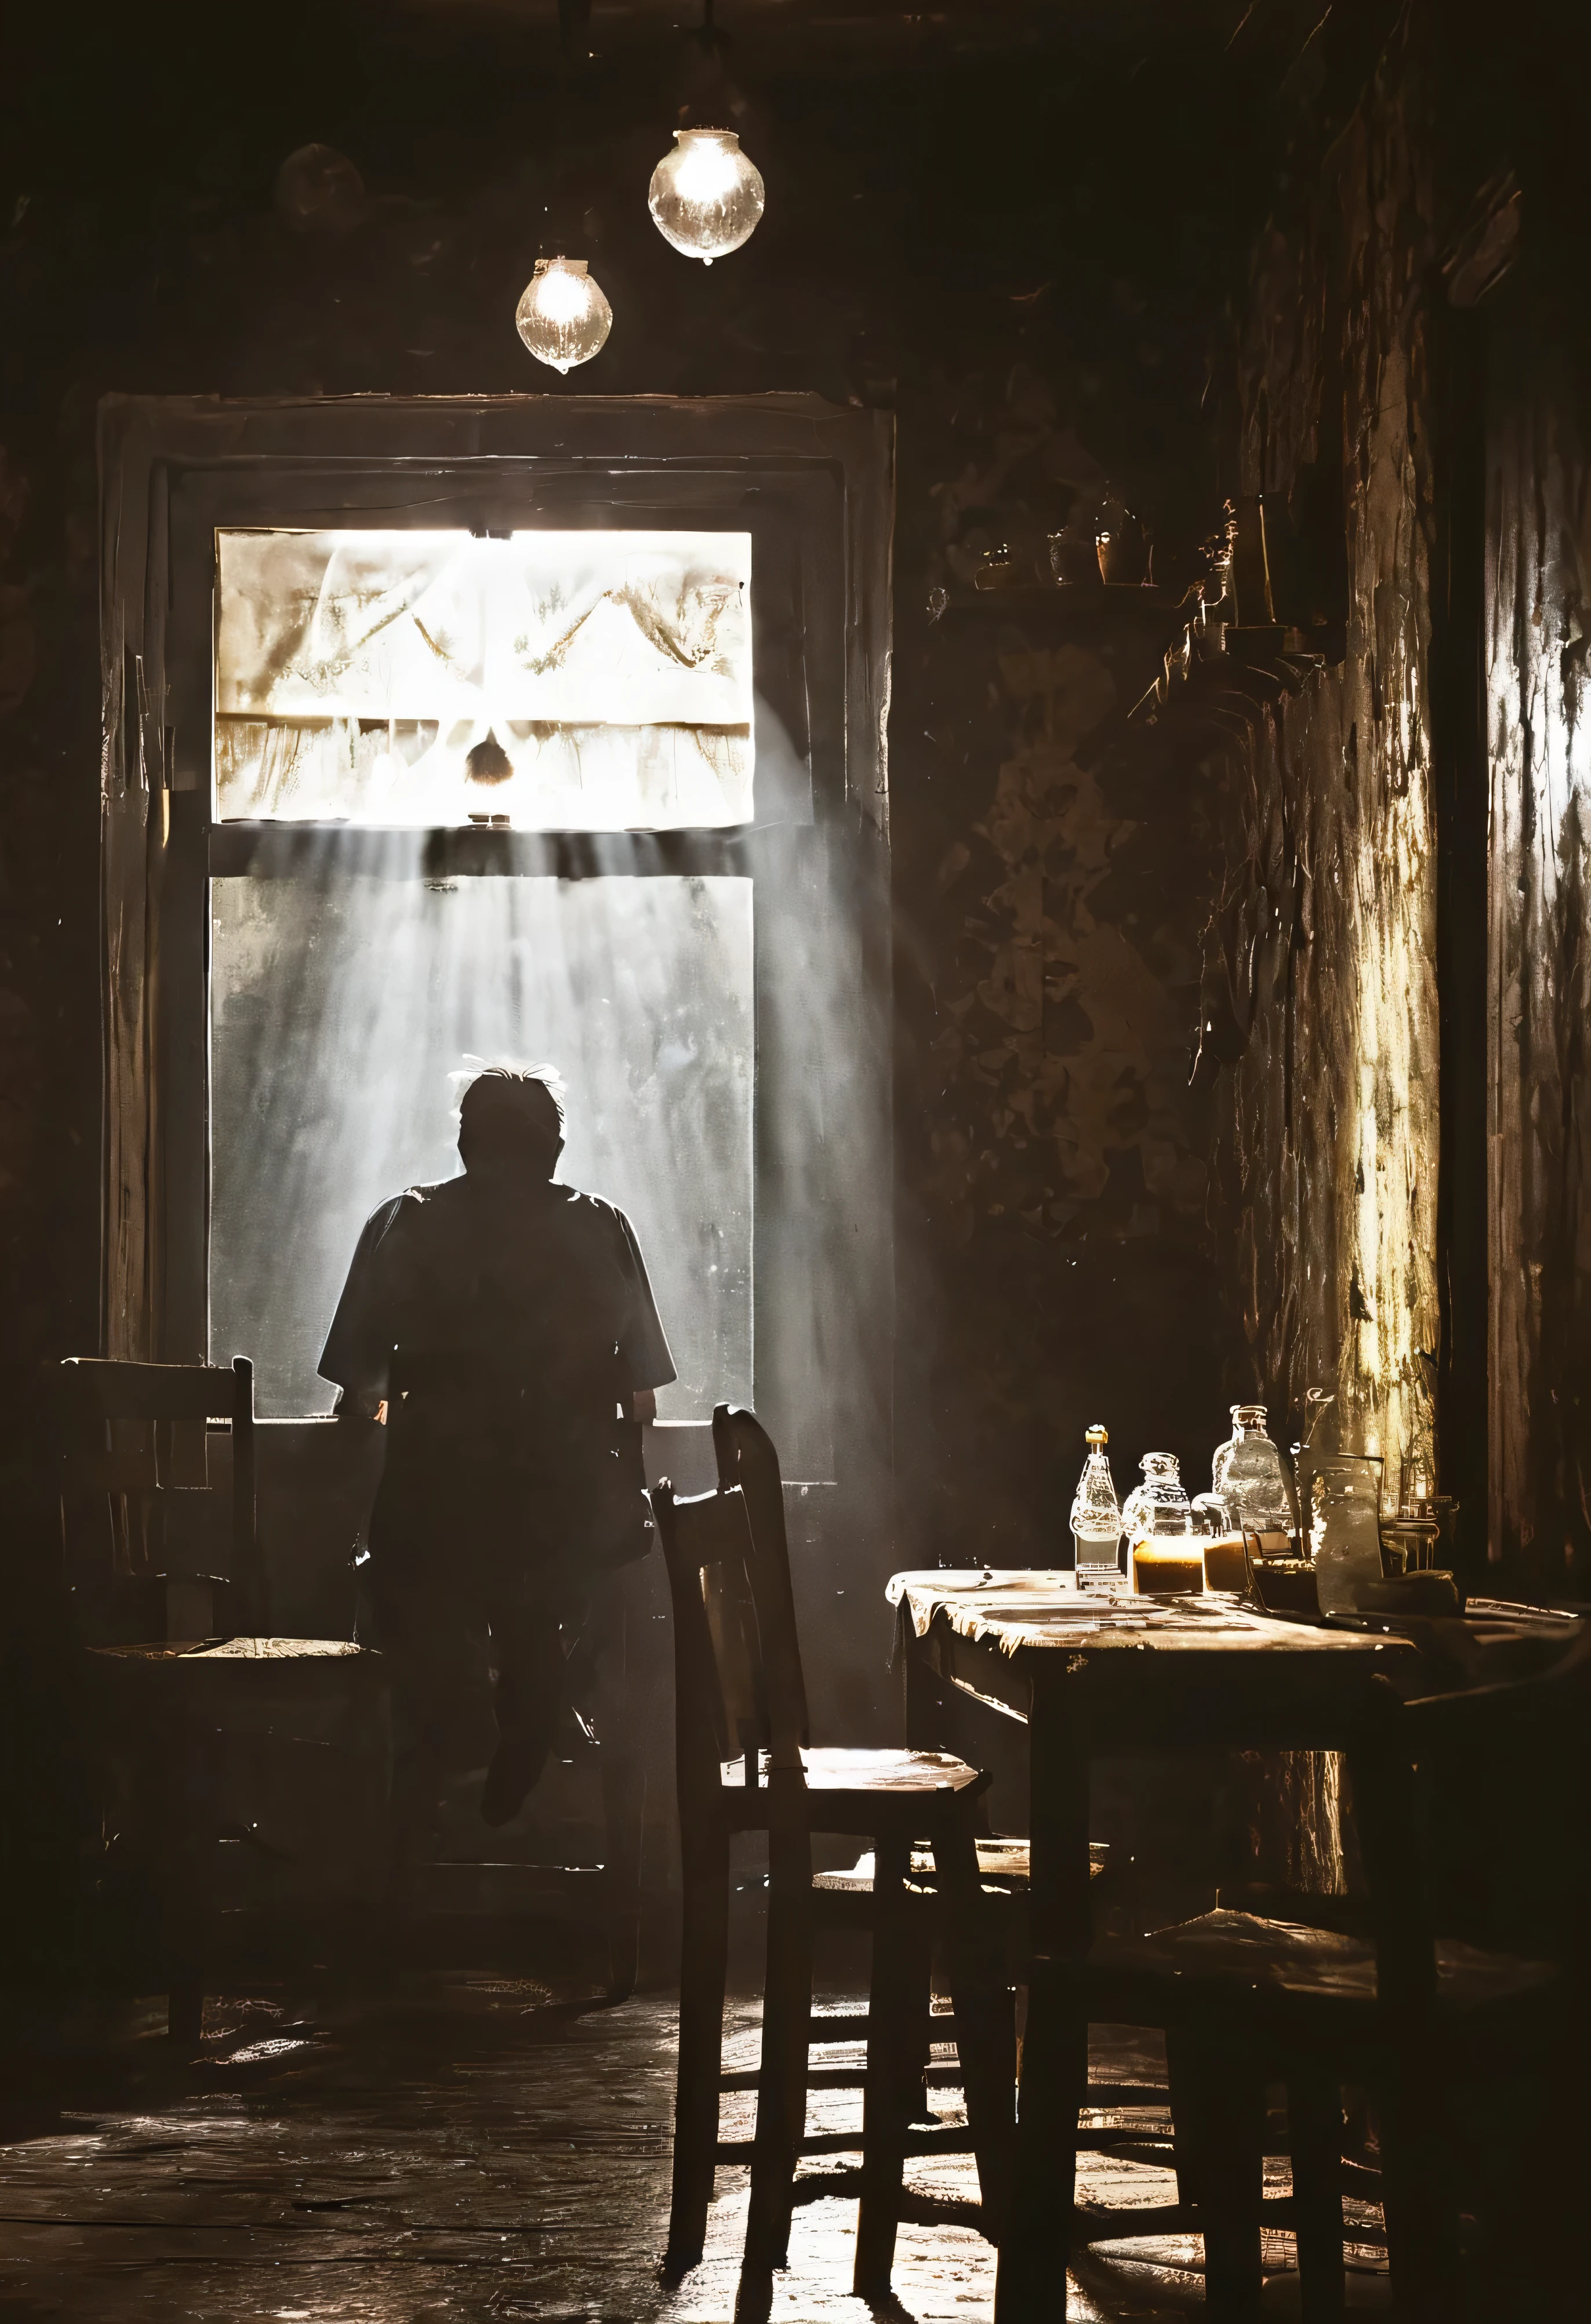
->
left=1402, top=1622, right=1591, bottom=1967
left=710, top=1404, right=811, bottom=1753
left=1342, top=1676, right=1440, bottom=2014
left=1348, top=1625, right=1591, bottom=2010
left=650, top=1469, right=818, bottom=1887
left=60, top=1356, right=260, bottom=1637
left=653, top=1480, right=797, bottom=1834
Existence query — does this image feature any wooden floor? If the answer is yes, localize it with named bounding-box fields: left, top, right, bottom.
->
left=0, top=1959, right=1410, bottom=2323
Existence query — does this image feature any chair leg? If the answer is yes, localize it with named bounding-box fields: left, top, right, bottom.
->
left=159, top=1716, right=213, bottom=2050
left=600, top=1748, right=646, bottom=2005
left=1165, top=2026, right=1204, bottom=2215
left=161, top=1851, right=210, bottom=2049
left=1179, top=2029, right=1265, bottom=2324
left=1288, top=2068, right=1346, bottom=2323
left=994, top=1960, right=1087, bottom=2322
left=854, top=1836, right=928, bottom=2299
left=932, top=1799, right=1018, bottom=2235
left=1378, top=2038, right=1463, bottom=2324
left=665, top=1826, right=731, bottom=2279
left=738, top=1773, right=814, bottom=2320
left=166, top=1980, right=205, bottom=2049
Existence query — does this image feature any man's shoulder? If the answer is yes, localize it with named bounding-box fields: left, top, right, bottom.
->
left=553, top=1182, right=619, bottom=1218
left=360, top=1179, right=453, bottom=1237
left=550, top=1183, right=633, bottom=1236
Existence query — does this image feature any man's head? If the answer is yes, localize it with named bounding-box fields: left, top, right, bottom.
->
left=457, top=1066, right=565, bottom=1181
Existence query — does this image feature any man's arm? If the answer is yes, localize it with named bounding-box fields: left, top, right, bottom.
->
left=318, top=1194, right=411, bottom=1417
left=610, top=1207, right=677, bottom=1416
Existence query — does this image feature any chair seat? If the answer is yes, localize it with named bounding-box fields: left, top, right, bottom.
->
left=719, top=1745, right=984, bottom=1795
left=93, top=1637, right=366, bottom=1660
left=813, top=1836, right=1031, bottom=1898
left=86, top=1639, right=381, bottom=1713
left=811, top=1836, right=1121, bottom=1898
left=1102, top=1908, right=1560, bottom=2015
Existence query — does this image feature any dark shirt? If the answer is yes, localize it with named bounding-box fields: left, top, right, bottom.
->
left=320, top=1172, right=675, bottom=1409
left=319, top=1172, right=675, bottom=1578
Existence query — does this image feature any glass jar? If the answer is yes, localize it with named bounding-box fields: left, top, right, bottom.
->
left=1095, top=499, right=1150, bottom=586
left=1211, top=1404, right=1296, bottom=1539
left=974, top=543, right=1020, bottom=592
left=1047, top=523, right=1102, bottom=589
left=1299, top=1452, right=1385, bottom=1615
left=1121, top=1452, right=1193, bottom=1544
left=1190, top=1491, right=1233, bottom=1535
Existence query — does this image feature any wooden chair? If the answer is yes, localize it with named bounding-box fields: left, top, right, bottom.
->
left=60, top=1355, right=262, bottom=1643
left=655, top=1402, right=1018, bottom=2316
left=60, top=1357, right=389, bottom=2045
left=998, top=1631, right=1591, bottom=2323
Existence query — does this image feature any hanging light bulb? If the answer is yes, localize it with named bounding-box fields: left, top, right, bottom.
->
left=514, top=257, right=612, bottom=373
left=648, top=128, right=764, bottom=264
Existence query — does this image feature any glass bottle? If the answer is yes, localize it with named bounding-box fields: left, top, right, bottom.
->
left=1121, top=1452, right=1194, bottom=1545
left=1211, top=1404, right=1296, bottom=1541
left=1068, top=1425, right=1123, bottom=1590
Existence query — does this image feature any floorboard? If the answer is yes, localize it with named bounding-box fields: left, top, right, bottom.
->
left=0, top=1970, right=1397, bottom=2322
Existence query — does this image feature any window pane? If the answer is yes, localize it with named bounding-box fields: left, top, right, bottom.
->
left=210, top=869, right=753, bottom=1419
left=215, top=528, right=754, bottom=829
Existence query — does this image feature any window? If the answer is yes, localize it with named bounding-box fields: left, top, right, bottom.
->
left=210, top=524, right=757, bottom=1417
left=102, top=397, right=892, bottom=1625
left=215, top=527, right=754, bottom=829
left=210, top=868, right=753, bottom=1419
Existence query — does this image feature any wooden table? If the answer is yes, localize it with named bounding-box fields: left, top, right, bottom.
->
left=891, top=1573, right=1421, bottom=2316
left=888, top=1569, right=1418, bottom=1962
left=890, top=1574, right=1580, bottom=2318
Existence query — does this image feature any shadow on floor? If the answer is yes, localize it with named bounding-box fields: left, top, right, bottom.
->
left=0, top=1967, right=1398, bottom=2323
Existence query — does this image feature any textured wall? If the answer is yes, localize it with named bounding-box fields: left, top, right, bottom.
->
left=1207, top=0, right=1591, bottom=1590
left=1487, top=308, right=1591, bottom=1587
left=892, top=564, right=1233, bottom=1564
left=1205, top=13, right=1443, bottom=1502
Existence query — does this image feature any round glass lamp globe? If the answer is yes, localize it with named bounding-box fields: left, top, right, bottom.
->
left=514, top=257, right=612, bottom=373
left=648, top=128, right=765, bottom=264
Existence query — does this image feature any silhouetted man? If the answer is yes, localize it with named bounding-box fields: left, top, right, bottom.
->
left=319, top=1066, right=675, bottom=1831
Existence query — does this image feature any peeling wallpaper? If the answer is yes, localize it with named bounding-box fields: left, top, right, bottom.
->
left=893, top=573, right=1233, bottom=1566
left=923, top=639, right=1204, bottom=1234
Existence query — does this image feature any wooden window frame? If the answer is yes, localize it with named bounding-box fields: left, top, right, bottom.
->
left=97, top=394, right=895, bottom=1519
